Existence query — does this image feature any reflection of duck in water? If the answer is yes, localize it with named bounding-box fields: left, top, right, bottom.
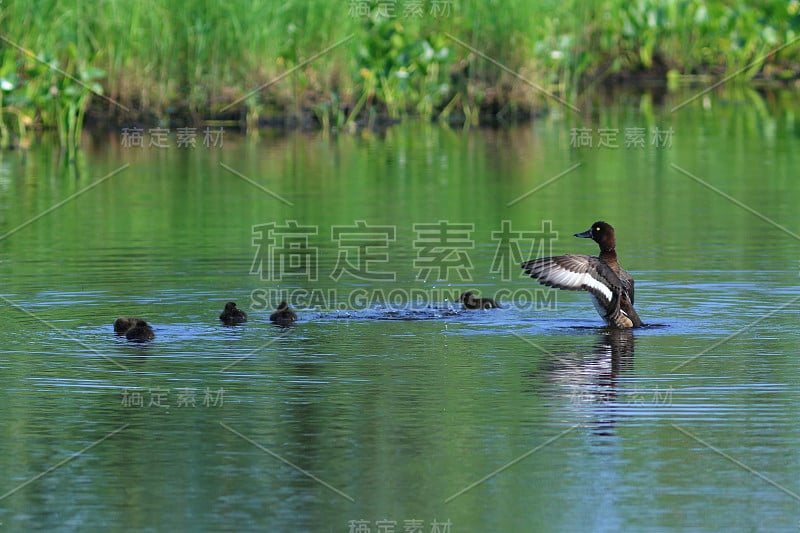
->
left=458, top=291, right=500, bottom=310
left=125, top=319, right=155, bottom=343
left=595, top=328, right=635, bottom=381
left=522, top=221, right=642, bottom=328
left=270, top=301, right=297, bottom=326
left=532, top=329, right=635, bottom=401
left=219, top=301, right=248, bottom=325
left=530, top=329, right=635, bottom=436
left=113, top=317, right=143, bottom=335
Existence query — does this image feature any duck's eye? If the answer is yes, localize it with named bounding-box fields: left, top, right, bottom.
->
left=595, top=226, right=600, bottom=231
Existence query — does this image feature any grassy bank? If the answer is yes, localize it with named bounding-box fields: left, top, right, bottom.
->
left=1, top=0, right=799, bottom=147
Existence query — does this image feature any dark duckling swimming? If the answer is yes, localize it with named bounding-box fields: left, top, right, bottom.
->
left=219, top=301, right=248, bottom=325
left=113, top=317, right=143, bottom=335
left=125, top=319, right=155, bottom=342
left=458, top=291, right=500, bottom=310
left=270, top=301, right=297, bottom=326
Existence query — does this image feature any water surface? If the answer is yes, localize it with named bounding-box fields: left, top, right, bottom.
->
left=1, top=91, right=799, bottom=532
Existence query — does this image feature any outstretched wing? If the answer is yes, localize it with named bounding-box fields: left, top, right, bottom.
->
left=521, top=254, right=624, bottom=310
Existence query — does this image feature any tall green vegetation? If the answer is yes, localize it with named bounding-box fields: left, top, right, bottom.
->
left=0, top=0, right=798, bottom=148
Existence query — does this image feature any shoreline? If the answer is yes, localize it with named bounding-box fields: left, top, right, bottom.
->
left=77, top=76, right=800, bottom=134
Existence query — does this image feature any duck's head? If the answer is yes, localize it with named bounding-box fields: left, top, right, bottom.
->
left=276, top=301, right=289, bottom=311
left=113, top=317, right=134, bottom=333
left=458, top=291, right=474, bottom=303
left=575, top=221, right=616, bottom=251
left=223, top=302, right=238, bottom=311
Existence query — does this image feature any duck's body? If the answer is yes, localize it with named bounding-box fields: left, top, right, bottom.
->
left=458, top=291, right=500, bottom=310
left=219, top=301, right=248, bottom=325
left=270, top=301, right=297, bottom=326
left=125, top=319, right=155, bottom=342
left=114, top=317, right=143, bottom=334
left=521, top=221, right=642, bottom=328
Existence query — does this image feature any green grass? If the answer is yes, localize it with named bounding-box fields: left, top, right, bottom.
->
left=1, top=0, right=799, bottom=148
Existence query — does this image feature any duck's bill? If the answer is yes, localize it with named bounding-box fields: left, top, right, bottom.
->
left=574, top=229, right=592, bottom=238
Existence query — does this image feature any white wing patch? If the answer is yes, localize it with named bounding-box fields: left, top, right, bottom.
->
left=579, top=271, right=614, bottom=302
left=523, top=256, right=615, bottom=304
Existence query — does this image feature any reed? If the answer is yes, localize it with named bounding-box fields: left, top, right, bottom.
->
left=0, top=0, right=797, bottom=145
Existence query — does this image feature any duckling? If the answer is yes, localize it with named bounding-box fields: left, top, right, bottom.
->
left=458, top=291, right=500, bottom=310
left=125, top=319, right=155, bottom=342
left=113, top=317, right=142, bottom=334
left=270, top=301, right=297, bottom=326
left=219, top=301, right=248, bottom=325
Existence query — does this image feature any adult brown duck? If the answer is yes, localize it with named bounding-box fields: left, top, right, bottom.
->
left=521, top=221, right=642, bottom=328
